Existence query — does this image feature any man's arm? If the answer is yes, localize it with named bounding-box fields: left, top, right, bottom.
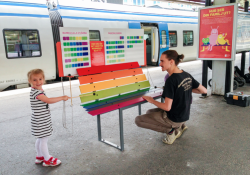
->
left=142, top=96, right=173, bottom=111
left=192, top=84, right=207, bottom=94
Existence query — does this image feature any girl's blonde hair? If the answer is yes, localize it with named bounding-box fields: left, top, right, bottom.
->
left=27, top=69, right=45, bottom=83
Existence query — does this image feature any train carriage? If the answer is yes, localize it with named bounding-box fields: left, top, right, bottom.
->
left=0, top=0, right=198, bottom=91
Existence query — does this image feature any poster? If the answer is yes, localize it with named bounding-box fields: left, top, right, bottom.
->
left=59, top=27, right=91, bottom=76
left=90, top=41, right=105, bottom=67
left=103, top=28, right=144, bottom=65
left=197, top=4, right=237, bottom=61
left=236, top=12, right=250, bottom=52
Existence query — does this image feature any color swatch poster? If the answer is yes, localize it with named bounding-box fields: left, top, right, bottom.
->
left=59, top=27, right=91, bottom=76
left=103, top=28, right=144, bottom=65
left=198, top=4, right=237, bottom=60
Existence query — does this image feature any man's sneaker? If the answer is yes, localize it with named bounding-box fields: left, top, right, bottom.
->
left=176, top=125, right=188, bottom=139
left=35, top=156, right=44, bottom=164
left=162, top=130, right=181, bottom=144
left=43, top=157, right=61, bottom=167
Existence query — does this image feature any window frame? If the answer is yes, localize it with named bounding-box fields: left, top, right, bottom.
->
left=183, top=30, right=194, bottom=47
left=3, top=29, right=42, bottom=59
left=168, top=30, right=178, bottom=48
left=89, top=30, right=101, bottom=41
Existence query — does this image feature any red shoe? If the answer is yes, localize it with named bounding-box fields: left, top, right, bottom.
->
left=35, top=156, right=44, bottom=164
left=43, top=157, right=61, bottom=167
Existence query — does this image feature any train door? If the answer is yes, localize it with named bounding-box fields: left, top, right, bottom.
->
left=141, top=23, right=159, bottom=66
left=158, top=23, right=169, bottom=65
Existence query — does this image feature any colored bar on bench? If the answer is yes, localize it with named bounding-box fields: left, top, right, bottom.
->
left=77, top=62, right=140, bottom=76
left=88, top=91, right=163, bottom=116
left=80, top=81, right=150, bottom=103
left=87, top=92, right=148, bottom=111
left=79, top=74, right=147, bottom=94
left=82, top=88, right=150, bottom=109
left=78, top=68, right=143, bottom=85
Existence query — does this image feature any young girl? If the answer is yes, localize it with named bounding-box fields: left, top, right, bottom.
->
left=27, top=69, right=69, bottom=167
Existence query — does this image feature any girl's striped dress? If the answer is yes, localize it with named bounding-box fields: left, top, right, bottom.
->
left=30, top=88, right=53, bottom=138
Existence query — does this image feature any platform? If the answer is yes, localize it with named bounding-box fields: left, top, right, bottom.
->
left=0, top=54, right=250, bottom=175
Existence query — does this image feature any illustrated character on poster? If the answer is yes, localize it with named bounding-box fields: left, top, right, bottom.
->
left=216, top=33, right=230, bottom=52
left=200, top=26, right=230, bottom=52
left=208, top=26, right=219, bottom=51
left=200, top=26, right=219, bottom=52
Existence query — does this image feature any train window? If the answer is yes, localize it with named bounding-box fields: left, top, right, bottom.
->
left=183, top=31, right=193, bottom=46
left=89, top=30, right=100, bottom=41
left=169, top=31, right=177, bottom=47
left=161, top=30, right=167, bottom=48
left=3, top=29, right=41, bottom=59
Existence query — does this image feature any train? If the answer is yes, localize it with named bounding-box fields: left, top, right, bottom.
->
left=0, top=0, right=198, bottom=91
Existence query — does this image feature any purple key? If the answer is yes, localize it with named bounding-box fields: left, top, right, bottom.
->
left=82, top=42, right=88, bottom=45
left=83, top=62, right=89, bottom=66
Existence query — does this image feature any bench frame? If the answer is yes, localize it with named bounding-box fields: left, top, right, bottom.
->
left=96, top=96, right=163, bottom=151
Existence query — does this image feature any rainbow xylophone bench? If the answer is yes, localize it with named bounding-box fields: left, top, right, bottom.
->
left=77, top=62, right=163, bottom=151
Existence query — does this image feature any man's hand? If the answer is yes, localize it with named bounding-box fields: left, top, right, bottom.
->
left=142, top=96, right=154, bottom=103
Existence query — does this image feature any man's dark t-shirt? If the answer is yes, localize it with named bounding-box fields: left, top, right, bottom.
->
left=162, top=71, right=199, bottom=123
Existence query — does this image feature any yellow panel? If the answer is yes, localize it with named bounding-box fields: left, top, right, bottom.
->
left=79, top=74, right=147, bottom=94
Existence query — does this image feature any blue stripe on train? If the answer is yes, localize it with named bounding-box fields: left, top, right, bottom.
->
left=0, top=13, right=49, bottom=18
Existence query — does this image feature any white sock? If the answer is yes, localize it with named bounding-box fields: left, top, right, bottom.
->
left=39, top=137, right=51, bottom=161
left=35, top=139, right=42, bottom=157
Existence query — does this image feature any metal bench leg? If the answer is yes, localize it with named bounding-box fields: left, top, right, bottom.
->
left=161, top=97, right=164, bottom=103
left=96, top=111, right=124, bottom=151
left=119, top=108, right=124, bottom=151
left=138, top=104, right=141, bottom=115
left=97, top=114, right=101, bottom=141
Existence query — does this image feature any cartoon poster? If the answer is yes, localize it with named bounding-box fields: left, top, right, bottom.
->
left=198, top=4, right=237, bottom=60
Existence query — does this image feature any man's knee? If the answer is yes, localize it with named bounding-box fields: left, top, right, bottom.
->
left=146, top=108, right=154, bottom=114
left=135, top=116, right=142, bottom=127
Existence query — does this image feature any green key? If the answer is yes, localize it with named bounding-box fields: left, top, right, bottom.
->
left=80, top=81, right=150, bottom=103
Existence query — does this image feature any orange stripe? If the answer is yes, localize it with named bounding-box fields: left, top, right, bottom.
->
left=79, top=74, right=147, bottom=94
left=78, top=68, right=143, bottom=85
